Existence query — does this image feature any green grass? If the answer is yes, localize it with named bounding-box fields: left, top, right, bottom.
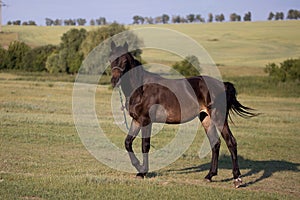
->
left=224, top=76, right=300, bottom=98
left=0, top=73, right=299, bottom=199
left=2, top=21, right=300, bottom=67
left=1, top=21, right=300, bottom=199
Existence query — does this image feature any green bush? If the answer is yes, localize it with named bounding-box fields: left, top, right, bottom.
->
left=1, top=23, right=142, bottom=74
left=265, top=58, right=300, bottom=82
left=80, top=23, right=127, bottom=58
left=45, top=52, right=61, bottom=73
left=60, top=28, right=87, bottom=74
left=172, top=55, right=201, bottom=77
left=22, top=45, right=57, bottom=71
left=0, top=46, right=7, bottom=70
left=4, top=41, right=31, bottom=70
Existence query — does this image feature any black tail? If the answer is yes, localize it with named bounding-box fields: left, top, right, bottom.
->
left=224, top=82, right=258, bottom=120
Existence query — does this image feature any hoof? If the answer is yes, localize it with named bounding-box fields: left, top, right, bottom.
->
left=136, top=173, right=146, bottom=179
left=204, top=173, right=215, bottom=182
left=233, top=177, right=242, bottom=188
left=205, top=178, right=212, bottom=182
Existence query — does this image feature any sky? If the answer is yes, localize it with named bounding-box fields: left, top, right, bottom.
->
left=1, top=0, right=300, bottom=25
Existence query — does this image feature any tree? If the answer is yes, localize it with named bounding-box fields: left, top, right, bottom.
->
left=220, top=14, right=225, bottom=22
left=0, top=45, right=7, bottom=69
left=90, top=19, right=96, bottom=26
left=46, top=52, right=61, bottom=73
left=13, top=20, right=21, bottom=25
left=53, top=19, right=62, bottom=26
left=64, top=19, right=76, bottom=26
left=80, top=23, right=128, bottom=58
left=59, top=28, right=87, bottom=73
left=80, top=23, right=143, bottom=74
left=172, top=55, right=201, bottom=77
left=45, top=18, right=54, bottom=26
left=96, top=17, right=107, bottom=25
left=22, top=45, right=57, bottom=71
left=275, top=12, right=284, bottom=20
left=230, top=13, right=241, bottom=22
left=287, top=9, right=300, bottom=20
left=77, top=18, right=87, bottom=26
left=268, top=12, right=275, bottom=20
left=180, top=17, right=188, bottom=23
left=215, top=14, right=225, bottom=22
left=4, top=41, right=31, bottom=69
left=172, top=15, right=181, bottom=23
left=243, top=12, right=252, bottom=21
left=208, top=13, right=213, bottom=22
left=195, top=14, right=205, bottom=23
left=155, top=16, right=162, bottom=24
left=139, top=16, right=145, bottom=24
left=21, top=20, right=36, bottom=26
left=162, top=14, right=170, bottom=24
left=133, top=15, right=140, bottom=24
left=46, top=29, right=87, bottom=73
left=28, top=20, right=37, bottom=26
left=144, top=17, right=154, bottom=24
left=187, top=14, right=195, bottom=23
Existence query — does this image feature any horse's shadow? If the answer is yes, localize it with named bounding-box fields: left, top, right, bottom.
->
left=166, top=155, right=300, bottom=187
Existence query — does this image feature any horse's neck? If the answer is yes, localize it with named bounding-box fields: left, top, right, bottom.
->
left=121, top=59, right=145, bottom=98
left=120, top=78, right=133, bottom=98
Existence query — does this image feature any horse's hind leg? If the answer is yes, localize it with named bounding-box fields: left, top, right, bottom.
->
left=199, top=111, right=221, bottom=181
left=220, top=121, right=242, bottom=188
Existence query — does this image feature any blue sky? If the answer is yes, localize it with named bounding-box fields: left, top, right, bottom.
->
left=2, top=0, right=300, bottom=25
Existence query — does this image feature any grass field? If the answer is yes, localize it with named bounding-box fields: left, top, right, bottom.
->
left=0, top=73, right=299, bottom=199
left=1, top=21, right=300, bottom=199
left=2, top=21, right=300, bottom=68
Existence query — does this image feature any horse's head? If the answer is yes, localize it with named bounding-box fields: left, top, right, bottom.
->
left=109, top=41, right=134, bottom=88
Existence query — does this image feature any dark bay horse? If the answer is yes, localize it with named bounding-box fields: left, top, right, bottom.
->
left=109, top=41, right=257, bottom=188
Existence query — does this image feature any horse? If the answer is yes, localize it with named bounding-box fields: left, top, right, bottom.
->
left=109, top=41, right=257, bottom=188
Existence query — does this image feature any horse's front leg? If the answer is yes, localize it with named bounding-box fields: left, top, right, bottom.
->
left=125, top=120, right=143, bottom=174
left=136, top=123, right=152, bottom=178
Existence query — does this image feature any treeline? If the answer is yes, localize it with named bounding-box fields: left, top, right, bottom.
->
left=6, top=9, right=300, bottom=26
left=45, top=17, right=107, bottom=26
left=133, top=12, right=251, bottom=24
left=7, top=20, right=37, bottom=26
left=0, top=23, right=137, bottom=74
left=132, top=9, right=300, bottom=24
left=268, top=9, right=300, bottom=20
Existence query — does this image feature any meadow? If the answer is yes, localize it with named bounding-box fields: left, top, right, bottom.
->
left=2, top=20, right=300, bottom=67
left=0, top=21, right=300, bottom=199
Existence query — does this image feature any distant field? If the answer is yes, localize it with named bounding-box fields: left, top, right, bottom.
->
left=0, top=32, right=18, bottom=48
left=1, top=21, right=300, bottom=69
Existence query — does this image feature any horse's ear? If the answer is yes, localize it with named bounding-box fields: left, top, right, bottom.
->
left=111, top=41, right=116, bottom=50
left=123, top=42, right=128, bottom=51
